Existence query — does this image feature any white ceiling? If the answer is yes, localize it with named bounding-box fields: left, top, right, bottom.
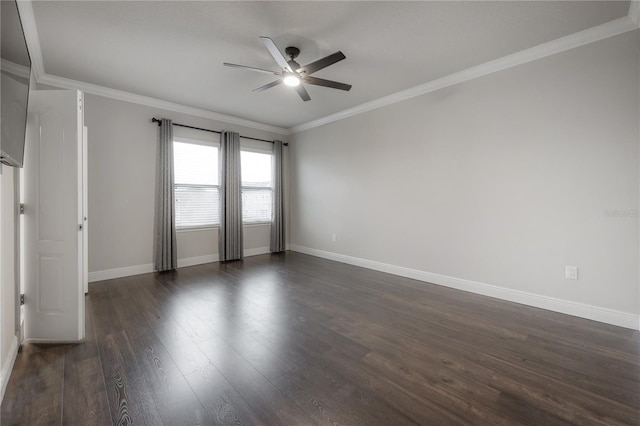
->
left=29, top=1, right=632, bottom=130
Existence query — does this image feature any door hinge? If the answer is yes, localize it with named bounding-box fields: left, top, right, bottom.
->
left=20, top=294, right=25, bottom=305
left=19, top=203, right=24, bottom=214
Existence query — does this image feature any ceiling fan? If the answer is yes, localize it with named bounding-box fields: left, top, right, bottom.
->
left=224, top=36, right=352, bottom=102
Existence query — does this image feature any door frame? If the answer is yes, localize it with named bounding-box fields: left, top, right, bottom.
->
left=13, top=167, right=21, bottom=344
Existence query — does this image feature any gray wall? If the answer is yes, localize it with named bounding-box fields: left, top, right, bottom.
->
left=290, top=30, right=640, bottom=317
left=85, top=95, right=288, bottom=275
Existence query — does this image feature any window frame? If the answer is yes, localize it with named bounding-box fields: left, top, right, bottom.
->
left=172, top=136, right=275, bottom=230
left=240, top=141, right=274, bottom=225
left=173, top=136, right=221, bottom=231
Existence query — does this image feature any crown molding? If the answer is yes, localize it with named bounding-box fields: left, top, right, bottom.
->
left=16, top=0, right=290, bottom=136
left=0, top=59, right=30, bottom=79
left=291, top=15, right=639, bottom=134
left=36, top=73, right=291, bottom=135
left=16, top=0, right=639, bottom=136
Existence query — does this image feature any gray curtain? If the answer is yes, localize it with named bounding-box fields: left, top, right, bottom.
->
left=270, top=140, right=285, bottom=252
left=219, top=131, right=243, bottom=261
left=154, top=119, right=177, bottom=271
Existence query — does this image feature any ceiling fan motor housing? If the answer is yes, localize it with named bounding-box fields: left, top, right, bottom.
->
left=285, top=46, right=301, bottom=71
left=285, top=46, right=300, bottom=59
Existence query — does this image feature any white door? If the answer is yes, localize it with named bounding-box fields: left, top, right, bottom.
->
left=82, top=126, right=88, bottom=294
left=24, top=89, right=84, bottom=342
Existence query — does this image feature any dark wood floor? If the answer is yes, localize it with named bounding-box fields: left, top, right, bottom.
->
left=1, top=252, right=639, bottom=425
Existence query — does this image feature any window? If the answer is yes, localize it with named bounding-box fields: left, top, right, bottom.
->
left=173, top=140, right=219, bottom=228
left=241, top=150, right=272, bottom=223
left=173, top=139, right=272, bottom=228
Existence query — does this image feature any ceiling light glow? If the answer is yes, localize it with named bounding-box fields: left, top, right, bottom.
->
left=283, top=75, right=300, bottom=87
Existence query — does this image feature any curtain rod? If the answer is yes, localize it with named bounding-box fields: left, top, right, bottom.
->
left=151, top=117, right=288, bottom=146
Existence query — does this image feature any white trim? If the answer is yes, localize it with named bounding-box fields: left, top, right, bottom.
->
left=0, top=335, right=18, bottom=404
left=291, top=16, right=639, bottom=133
left=289, top=245, right=640, bottom=331
left=177, top=254, right=217, bottom=268
left=17, top=0, right=640, bottom=135
left=88, top=247, right=273, bottom=282
left=16, top=1, right=289, bottom=136
left=37, top=73, right=290, bottom=135
left=635, top=1, right=640, bottom=336
left=243, top=246, right=271, bottom=257
left=0, top=59, right=30, bottom=79
left=88, top=263, right=154, bottom=283
left=177, top=226, right=218, bottom=233
left=22, top=338, right=84, bottom=344
left=243, top=222, right=271, bottom=228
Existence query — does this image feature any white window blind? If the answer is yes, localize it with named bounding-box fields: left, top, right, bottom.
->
left=241, top=150, right=273, bottom=223
left=174, top=141, right=219, bottom=228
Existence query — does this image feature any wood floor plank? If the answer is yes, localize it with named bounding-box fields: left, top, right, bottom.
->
left=1, top=344, right=66, bottom=425
left=98, top=330, right=164, bottom=425
left=185, top=363, right=266, bottom=426
left=273, top=371, right=371, bottom=426
left=61, top=296, right=111, bottom=425
left=329, top=305, right=639, bottom=424
left=108, top=277, right=214, bottom=425
left=321, top=346, right=468, bottom=425
left=196, top=335, right=316, bottom=425
left=2, top=251, right=639, bottom=425
left=329, top=381, right=420, bottom=426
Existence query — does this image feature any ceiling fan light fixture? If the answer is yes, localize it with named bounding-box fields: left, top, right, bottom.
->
left=225, top=37, right=350, bottom=101
left=283, top=74, right=301, bottom=87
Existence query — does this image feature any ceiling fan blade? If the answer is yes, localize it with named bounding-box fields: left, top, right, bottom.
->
left=295, top=84, right=311, bottom=102
left=303, top=76, right=352, bottom=91
left=253, top=79, right=283, bottom=93
left=297, top=51, right=346, bottom=75
left=259, top=36, right=292, bottom=72
left=224, top=62, right=281, bottom=75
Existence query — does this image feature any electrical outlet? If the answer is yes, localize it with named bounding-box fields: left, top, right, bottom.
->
left=331, top=234, right=337, bottom=242
left=565, top=265, right=578, bottom=280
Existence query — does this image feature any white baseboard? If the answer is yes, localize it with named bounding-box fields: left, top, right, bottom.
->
left=244, top=246, right=271, bottom=257
left=88, top=263, right=154, bottom=282
left=21, top=338, right=84, bottom=344
left=89, top=247, right=273, bottom=283
left=177, top=254, right=218, bottom=268
left=289, top=245, right=639, bottom=330
left=1, top=335, right=18, bottom=404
